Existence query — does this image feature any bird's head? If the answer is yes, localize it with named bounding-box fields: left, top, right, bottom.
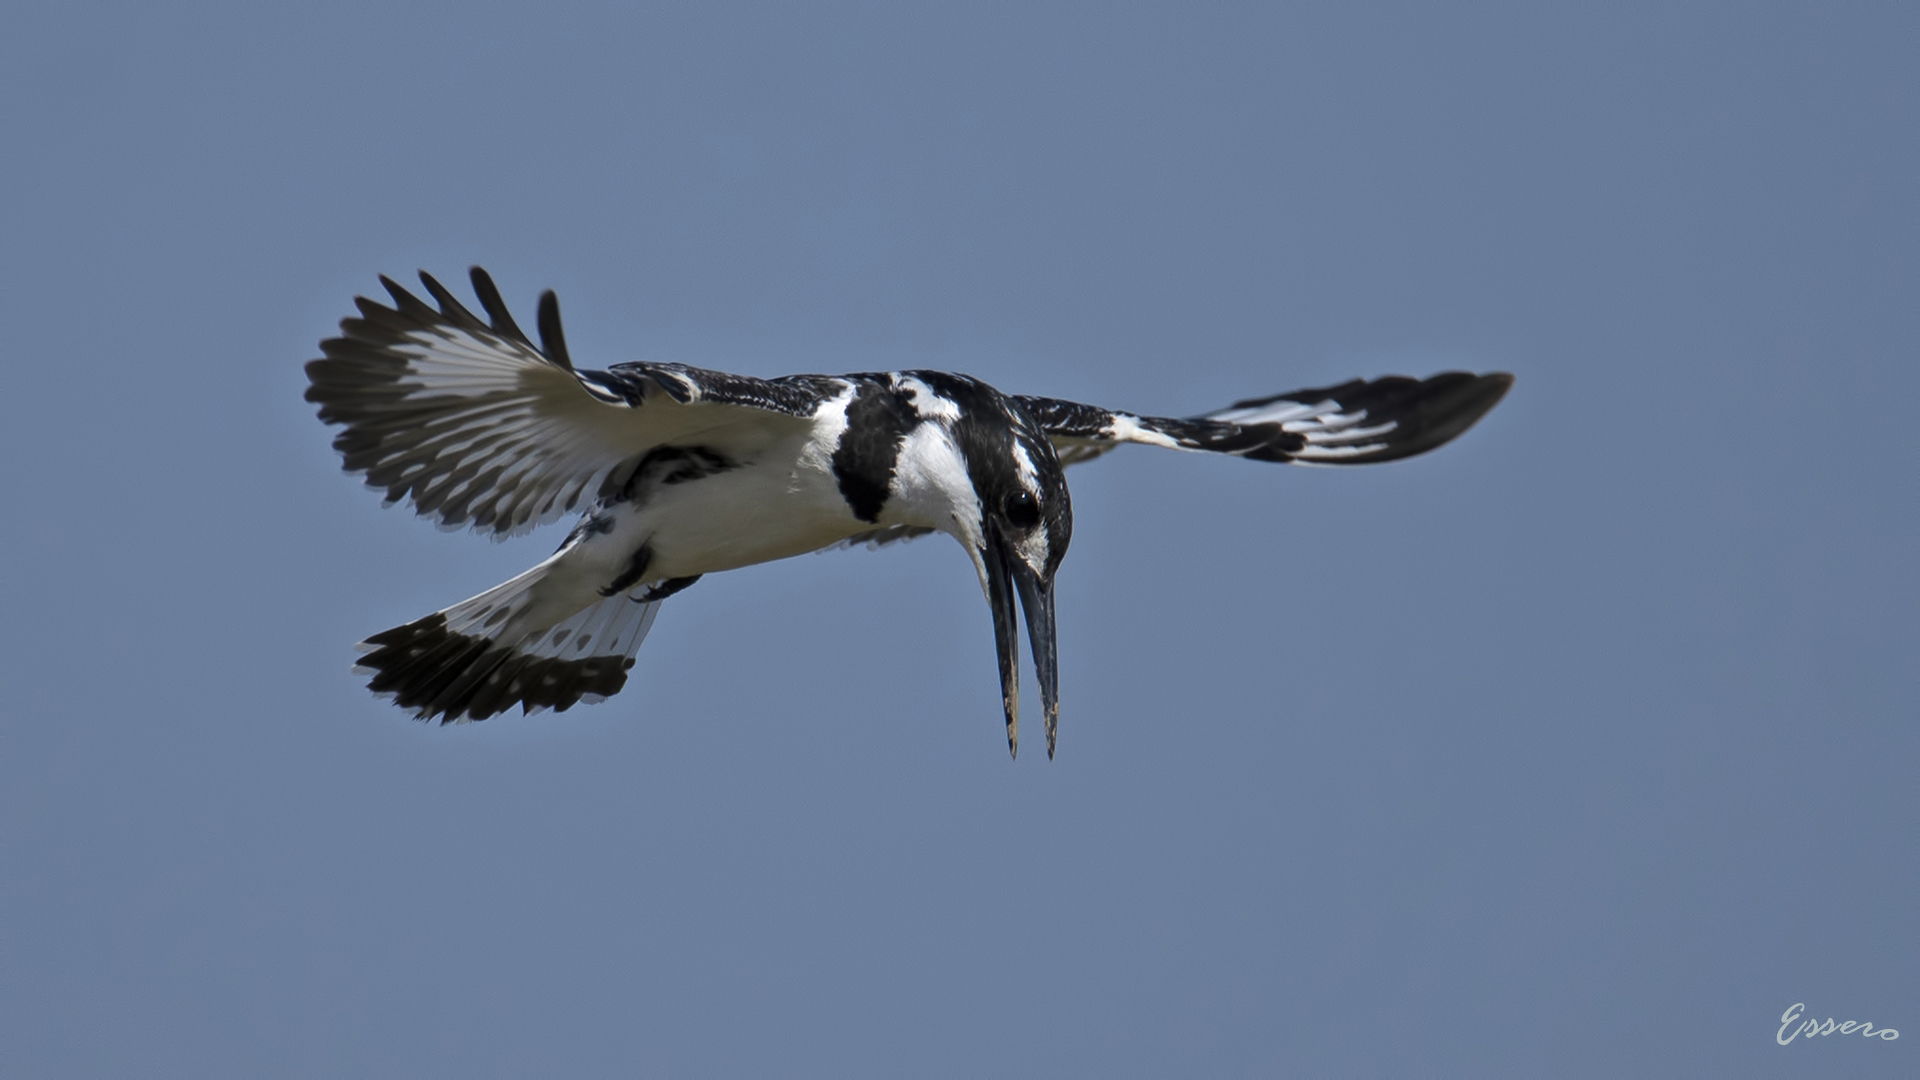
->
left=908, top=373, right=1073, bottom=759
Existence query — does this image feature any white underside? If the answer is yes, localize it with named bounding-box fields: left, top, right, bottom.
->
left=437, top=419, right=968, bottom=649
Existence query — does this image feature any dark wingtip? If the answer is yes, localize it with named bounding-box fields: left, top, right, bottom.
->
left=1378, top=370, right=1514, bottom=462
left=537, top=289, right=574, bottom=371
left=1487, top=372, right=1516, bottom=409
left=1477, top=371, right=1515, bottom=405
left=1312, top=370, right=1516, bottom=465
left=417, top=270, right=488, bottom=332
left=376, top=274, right=410, bottom=308
left=1439, top=371, right=1516, bottom=440
left=467, top=266, right=530, bottom=346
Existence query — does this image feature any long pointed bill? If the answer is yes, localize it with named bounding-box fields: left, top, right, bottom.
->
left=1012, top=566, right=1059, bottom=759
left=982, top=527, right=1061, bottom=760
left=983, top=532, right=1023, bottom=759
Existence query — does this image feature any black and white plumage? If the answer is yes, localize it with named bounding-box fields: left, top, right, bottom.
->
left=307, top=268, right=1512, bottom=758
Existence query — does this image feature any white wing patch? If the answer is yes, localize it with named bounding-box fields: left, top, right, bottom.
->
left=1100, top=414, right=1184, bottom=452
left=389, top=324, right=546, bottom=397
left=344, top=329, right=657, bottom=534
left=1204, top=398, right=1325, bottom=425
left=307, top=272, right=818, bottom=538
left=1205, top=396, right=1399, bottom=463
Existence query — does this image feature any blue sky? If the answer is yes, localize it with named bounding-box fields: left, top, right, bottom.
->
left=2, top=3, right=1913, bottom=1076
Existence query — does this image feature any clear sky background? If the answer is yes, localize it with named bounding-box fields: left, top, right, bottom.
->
left=2, top=3, right=1913, bottom=1076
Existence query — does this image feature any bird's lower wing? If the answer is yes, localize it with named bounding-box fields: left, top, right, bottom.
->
left=305, top=268, right=842, bottom=537
left=821, top=524, right=940, bottom=551
left=1016, top=371, right=1512, bottom=467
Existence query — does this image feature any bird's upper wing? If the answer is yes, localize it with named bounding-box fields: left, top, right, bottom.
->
left=1015, top=371, right=1513, bottom=468
left=305, top=268, right=846, bottom=537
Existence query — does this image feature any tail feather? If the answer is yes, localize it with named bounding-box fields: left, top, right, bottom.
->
left=354, top=565, right=665, bottom=723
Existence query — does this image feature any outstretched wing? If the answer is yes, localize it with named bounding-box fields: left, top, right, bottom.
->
left=1015, top=371, right=1513, bottom=468
left=305, top=267, right=845, bottom=537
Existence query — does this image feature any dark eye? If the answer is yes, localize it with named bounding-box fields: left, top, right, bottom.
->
left=1003, top=490, right=1041, bottom=529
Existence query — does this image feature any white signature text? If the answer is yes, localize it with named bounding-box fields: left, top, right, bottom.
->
left=1778, top=1002, right=1899, bottom=1044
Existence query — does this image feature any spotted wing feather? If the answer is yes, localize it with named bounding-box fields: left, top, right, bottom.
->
left=305, top=268, right=841, bottom=537
left=1017, top=371, right=1512, bottom=467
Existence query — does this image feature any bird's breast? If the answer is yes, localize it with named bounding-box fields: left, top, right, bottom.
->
left=590, top=428, right=903, bottom=581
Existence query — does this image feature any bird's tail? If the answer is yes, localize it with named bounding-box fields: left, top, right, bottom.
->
left=352, top=563, right=663, bottom=723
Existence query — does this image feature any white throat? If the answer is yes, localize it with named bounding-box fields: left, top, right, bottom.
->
left=884, top=422, right=983, bottom=550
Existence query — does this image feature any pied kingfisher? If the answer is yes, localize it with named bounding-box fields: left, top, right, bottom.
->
left=306, top=268, right=1512, bottom=758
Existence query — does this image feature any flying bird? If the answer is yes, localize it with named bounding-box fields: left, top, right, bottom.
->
left=306, top=268, right=1512, bottom=757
